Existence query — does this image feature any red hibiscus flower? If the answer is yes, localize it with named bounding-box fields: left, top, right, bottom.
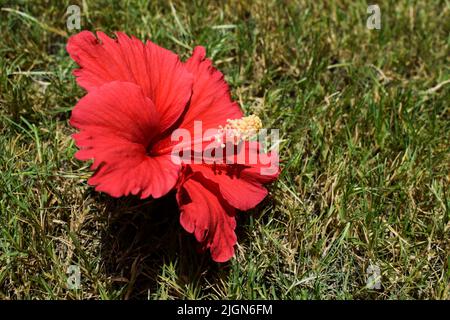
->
left=67, top=31, right=279, bottom=262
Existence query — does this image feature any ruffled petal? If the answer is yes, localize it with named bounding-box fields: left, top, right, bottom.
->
left=70, top=81, right=180, bottom=198
left=189, top=141, right=279, bottom=210
left=152, top=46, right=243, bottom=154
left=177, top=172, right=237, bottom=263
left=181, top=46, right=243, bottom=132
left=226, top=141, right=280, bottom=183
left=67, top=31, right=193, bottom=131
left=89, top=154, right=179, bottom=199
left=188, top=164, right=267, bottom=211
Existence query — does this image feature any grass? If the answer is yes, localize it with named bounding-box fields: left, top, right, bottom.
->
left=0, top=0, right=449, bottom=300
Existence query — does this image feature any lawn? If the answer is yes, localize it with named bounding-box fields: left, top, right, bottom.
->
left=0, top=0, right=449, bottom=299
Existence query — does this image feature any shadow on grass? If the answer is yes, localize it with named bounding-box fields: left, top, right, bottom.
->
left=97, top=191, right=230, bottom=299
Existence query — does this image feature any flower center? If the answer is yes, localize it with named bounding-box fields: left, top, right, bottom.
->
left=215, top=114, right=262, bottom=147
left=153, top=114, right=263, bottom=156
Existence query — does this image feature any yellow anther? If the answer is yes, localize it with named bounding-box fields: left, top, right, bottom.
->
left=215, top=114, right=263, bottom=147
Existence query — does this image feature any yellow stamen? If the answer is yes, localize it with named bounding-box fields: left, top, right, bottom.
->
left=216, top=114, right=263, bottom=147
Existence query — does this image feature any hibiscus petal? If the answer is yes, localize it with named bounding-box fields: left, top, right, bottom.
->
left=67, top=31, right=193, bottom=131
left=89, top=153, right=180, bottom=199
left=189, top=141, right=279, bottom=211
left=228, top=141, right=281, bottom=183
left=182, top=46, right=243, bottom=132
left=70, top=81, right=180, bottom=198
left=188, top=164, right=268, bottom=211
left=152, top=46, right=243, bottom=154
left=177, top=173, right=237, bottom=263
